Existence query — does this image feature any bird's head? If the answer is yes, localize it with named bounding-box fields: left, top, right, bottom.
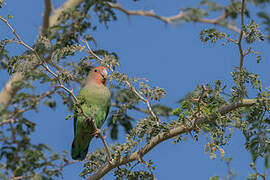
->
left=87, top=66, right=109, bottom=86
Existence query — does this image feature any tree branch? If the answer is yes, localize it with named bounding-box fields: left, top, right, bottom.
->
left=42, top=0, right=53, bottom=33
left=89, top=99, right=256, bottom=179
left=238, top=0, right=245, bottom=71
left=45, top=158, right=79, bottom=175
left=105, top=2, right=241, bottom=34
left=105, top=2, right=184, bottom=24
left=49, top=0, right=83, bottom=27
left=0, top=72, right=23, bottom=111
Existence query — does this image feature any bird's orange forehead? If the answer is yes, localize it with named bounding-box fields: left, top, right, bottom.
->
left=96, top=66, right=108, bottom=72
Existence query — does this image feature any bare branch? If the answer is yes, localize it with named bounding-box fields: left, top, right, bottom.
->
left=42, top=0, right=53, bottom=32
left=106, top=2, right=241, bottom=34
left=238, top=0, right=245, bottom=71
left=0, top=16, right=22, bottom=42
left=105, top=2, right=184, bottom=24
left=89, top=99, right=256, bottom=179
left=97, top=132, right=112, bottom=163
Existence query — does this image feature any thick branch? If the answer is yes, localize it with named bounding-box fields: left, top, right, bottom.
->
left=106, top=2, right=240, bottom=33
left=49, top=0, right=83, bottom=27
left=106, top=2, right=184, bottom=24
left=0, top=73, right=23, bottom=110
left=89, top=99, right=256, bottom=179
left=42, top=0, right=52, bottom=32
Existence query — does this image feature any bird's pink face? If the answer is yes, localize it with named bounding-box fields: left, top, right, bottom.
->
left=90, top=66, right=109, bottom=86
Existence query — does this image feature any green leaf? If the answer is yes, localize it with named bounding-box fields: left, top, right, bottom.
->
left=65, top=114, right=72, bottom=120
left=7, top=14, right=13, bottom=19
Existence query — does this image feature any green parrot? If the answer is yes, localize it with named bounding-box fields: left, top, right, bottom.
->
left=71, top=66, right=111, bottom=160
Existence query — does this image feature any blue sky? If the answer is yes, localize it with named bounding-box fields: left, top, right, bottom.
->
left=1, top=0, right=270, bottom=179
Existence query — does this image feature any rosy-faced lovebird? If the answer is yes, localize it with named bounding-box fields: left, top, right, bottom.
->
left=71, top=66, right=111, bottom=160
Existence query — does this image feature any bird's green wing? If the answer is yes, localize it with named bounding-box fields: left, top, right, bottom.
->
left=71, top=85, right=110, bottom=160
left=73, top=104, right=78, bottom=135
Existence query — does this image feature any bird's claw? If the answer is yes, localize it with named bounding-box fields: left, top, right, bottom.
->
left=96, top=128, right=101, bottom=136
left=91, top=128, right=101, bottom=137
left=107, top=158, right=113, bottom=165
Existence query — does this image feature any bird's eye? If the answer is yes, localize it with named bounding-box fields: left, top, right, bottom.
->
left=94, top=69, right=98, bottom=72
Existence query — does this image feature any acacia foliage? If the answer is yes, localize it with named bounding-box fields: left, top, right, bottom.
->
left=0, top=0, right=270, bottom=179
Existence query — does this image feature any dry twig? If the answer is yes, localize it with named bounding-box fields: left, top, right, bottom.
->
left=238, top=0, right=245, bottom=71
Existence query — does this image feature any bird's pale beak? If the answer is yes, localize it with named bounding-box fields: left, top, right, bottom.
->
left=100, top=69, right=108, bottom=79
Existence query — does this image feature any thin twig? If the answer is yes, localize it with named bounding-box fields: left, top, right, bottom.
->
left=193, top=83, right=207, bottom=116
left=139, top=158, right=156, bottom=179
left=224, top=35, right=238, bottom=44
left=225, top=157, right=233, bottom=180
left=98, top=132, right=112, bottom=163
left=46, top=158, right=79, bottom=174
left=238, top=0, right=245, bottom=71
left=0, top=16, right=22, bottom=43
left=129, top=161, right=140, bottom=172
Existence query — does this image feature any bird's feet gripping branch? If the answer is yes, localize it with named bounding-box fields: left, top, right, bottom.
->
left=90, top=128, right=101, bottom=137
